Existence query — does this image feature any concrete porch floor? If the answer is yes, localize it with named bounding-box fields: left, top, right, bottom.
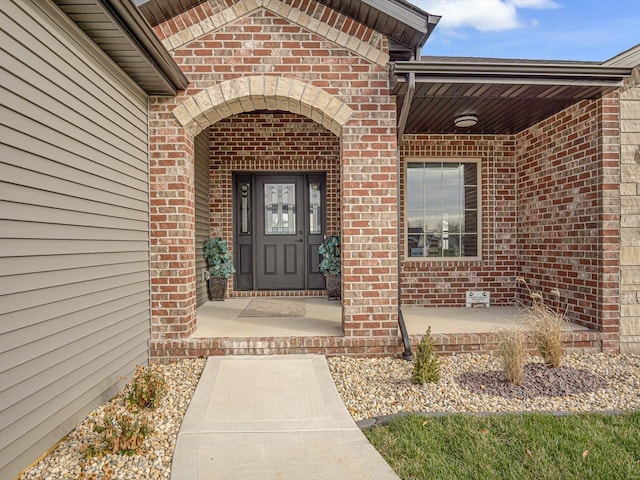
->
left=194, top=297, right=343, bottom=337
left=150, top=297, right=603, bottom=359
left=194, top=297, right=591, bottom=337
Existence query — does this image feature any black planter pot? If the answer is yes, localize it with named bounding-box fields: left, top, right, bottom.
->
left=325, top=273, right=341, bottom=301
left=208, top=276, right=228, bottom=301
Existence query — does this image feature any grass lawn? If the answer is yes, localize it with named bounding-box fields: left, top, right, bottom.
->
left=364, top=413, right=640, bottom=480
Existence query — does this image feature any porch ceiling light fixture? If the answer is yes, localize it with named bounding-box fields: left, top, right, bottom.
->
left=454, top=114, right=478, bottom=128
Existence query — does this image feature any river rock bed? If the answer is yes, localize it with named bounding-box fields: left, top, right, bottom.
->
left=327, top=353, right=640, bottom=421
left=18, top=359, right=206, bottom=480
left=17, top=353, right=640, bottom=479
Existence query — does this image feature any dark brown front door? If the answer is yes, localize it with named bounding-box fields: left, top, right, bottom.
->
left=234, top=173, right=325, bottom=291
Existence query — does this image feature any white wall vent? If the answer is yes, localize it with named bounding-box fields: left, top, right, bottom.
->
left=466, top=291, right=490, bottom=308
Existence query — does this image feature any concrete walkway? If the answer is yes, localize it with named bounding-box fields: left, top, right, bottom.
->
left=171, top=355, right=399, bottom=480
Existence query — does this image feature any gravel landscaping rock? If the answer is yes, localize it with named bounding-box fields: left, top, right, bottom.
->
left=18, top=359, right=206, bottom=480
left=328, top=353, right=640, bottom=421
left=456, top=363, right=610, bottom=399
left=17, top=353, right=640, bottom=479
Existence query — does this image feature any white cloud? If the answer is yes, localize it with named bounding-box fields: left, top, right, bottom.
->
left=414, top=0, right=559, bottom=32
left=509, top=0, right=559, bottom=8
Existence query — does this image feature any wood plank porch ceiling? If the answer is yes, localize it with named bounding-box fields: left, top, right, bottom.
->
left=393, top=58, right=633, bottom=135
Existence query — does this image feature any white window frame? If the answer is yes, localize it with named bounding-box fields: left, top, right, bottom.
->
left=404, top=158, right=482, bottom=261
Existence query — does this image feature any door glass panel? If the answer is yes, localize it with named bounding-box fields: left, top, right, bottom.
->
left=264, top=183, right=296, bottom=235
left=240, top=183, right=251, bottom=235
left=309, top=182, right=322, bottom=234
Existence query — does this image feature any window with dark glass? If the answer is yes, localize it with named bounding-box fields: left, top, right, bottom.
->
left=407, top=161, right=479, bottom=258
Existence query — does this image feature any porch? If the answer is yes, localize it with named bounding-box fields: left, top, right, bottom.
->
left=152, top=298, right=603, bottom=360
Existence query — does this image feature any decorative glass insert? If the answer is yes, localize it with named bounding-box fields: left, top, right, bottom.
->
left=240, top=183, right=251, bottom=235
left=309, top=182, right=322, bottom=235
left=264, top=183, right=296, bottom=235
left=407, top=161, right=479, bottom=258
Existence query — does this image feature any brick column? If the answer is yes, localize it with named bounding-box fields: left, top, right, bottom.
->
left=600, top=92, right=622, bottom=353
left=341, top=118, right=399, bottom=337
left=149, top=105, right=197, bottom=341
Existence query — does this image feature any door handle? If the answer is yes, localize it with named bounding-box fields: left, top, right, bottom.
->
left=296, top=239, right=304, bottom=243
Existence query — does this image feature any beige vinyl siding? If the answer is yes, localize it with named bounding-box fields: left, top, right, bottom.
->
left=195, top=129, right=211, bottom=306
left=0, top=1, right=150, bottom=478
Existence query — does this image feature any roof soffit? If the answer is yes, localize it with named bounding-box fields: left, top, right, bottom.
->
left=313, top=0, right=440, bottom=54
left=53, top=0, right=187, bottom=95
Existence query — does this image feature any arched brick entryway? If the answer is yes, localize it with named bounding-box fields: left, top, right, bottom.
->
left=148, top=0, right=401, bottom=359
left=149, top=76, right=400, bottom=357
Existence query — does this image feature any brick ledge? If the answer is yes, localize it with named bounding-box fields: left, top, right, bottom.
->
left=150, top=330, right=603, bottom=362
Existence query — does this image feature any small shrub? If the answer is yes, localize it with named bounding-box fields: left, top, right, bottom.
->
left=83, top=364, right=165, bottom=458
left=497, top=326, right=527, bottom=385
left=124, top=364, right=166, bottom=410
left=412, top=327, right=441, bottom=385
left=516, top=277, right=565, bottom=368
left=88, top=405, right=151, bottom=456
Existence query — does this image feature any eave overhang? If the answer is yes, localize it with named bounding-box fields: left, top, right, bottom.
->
left=134, top=0, right=207, bottom=26
left=54, top=0, right=188, bottom=95
left=392, top=59, right=632, bottom=135
left=314, top=0, right=440, bottom=59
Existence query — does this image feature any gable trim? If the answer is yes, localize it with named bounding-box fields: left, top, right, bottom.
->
left=161, top=0, right=389, bottom=66
left=605, top=43, right=640, bottom=67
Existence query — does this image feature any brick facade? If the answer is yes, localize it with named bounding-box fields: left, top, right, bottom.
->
left=516, top=96, right=620, bottom=353
left=149, top=109, right=197, bottom=341
left=397, top=98, right=621, bottom=353
left=399, top=135, right=519, bottom=306
left=149, top=0, right=399, bottom=356
left=147, top=0, right=623, bottom=358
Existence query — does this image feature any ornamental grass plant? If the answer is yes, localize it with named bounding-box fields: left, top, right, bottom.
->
left=516, top=276, right=565, bottom=368
left=497, top=325, right=527, bottom=385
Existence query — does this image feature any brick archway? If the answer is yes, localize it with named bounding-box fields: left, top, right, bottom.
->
left=171, top=76, right=354, bottom=137
left=151, top=81, right=399, bottom=354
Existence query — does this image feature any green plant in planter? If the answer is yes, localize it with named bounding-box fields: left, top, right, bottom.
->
left=203, top=237, right=236, bottom=278
left=203, top=237, right=235, bottom=301
left=319, top=235, right=341, bottom=300
left=318, top=235, right=341, bottom=276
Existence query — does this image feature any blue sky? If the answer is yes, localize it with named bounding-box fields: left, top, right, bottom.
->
left=413, top=0, right=640, bottom=62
